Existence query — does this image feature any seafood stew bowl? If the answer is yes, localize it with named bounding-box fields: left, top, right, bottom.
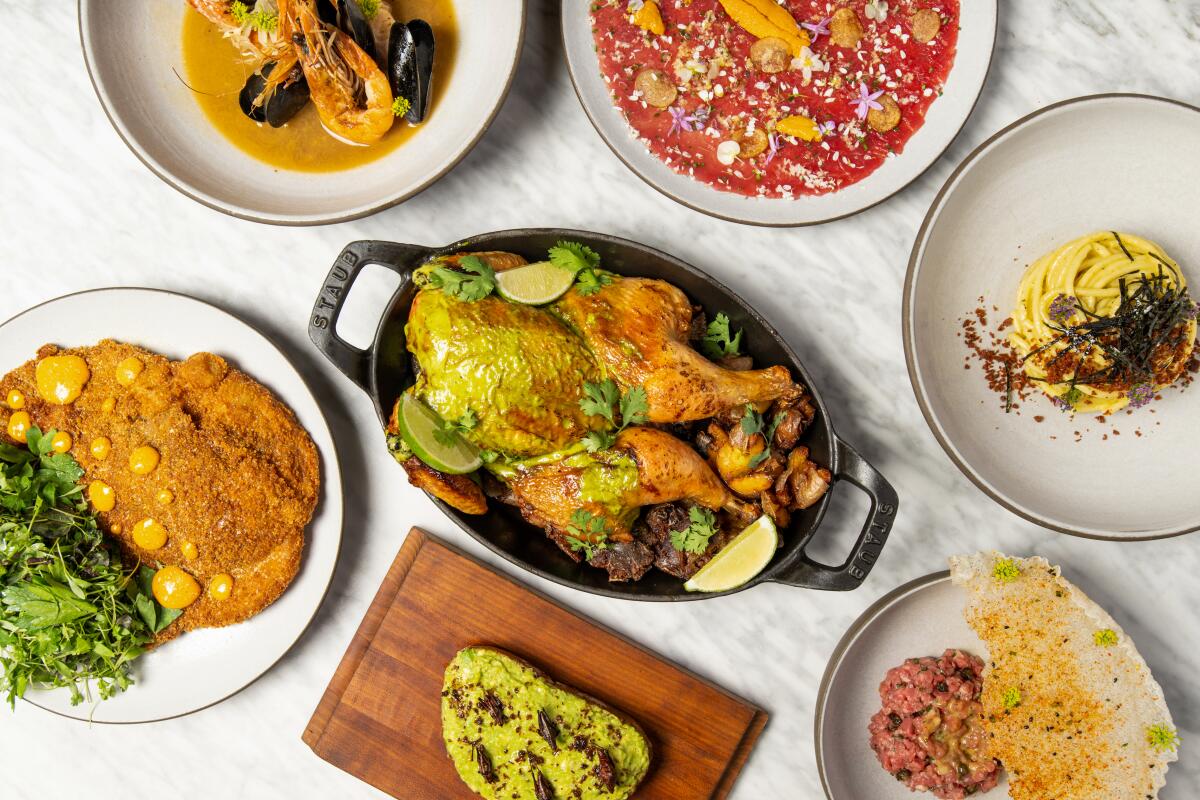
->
left=78, top=0, right=525, bottom=225
left=309, top=229, right=899, bottom=599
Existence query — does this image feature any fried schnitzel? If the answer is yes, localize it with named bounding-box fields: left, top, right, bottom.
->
left=0, top=339, right=319, bottom=641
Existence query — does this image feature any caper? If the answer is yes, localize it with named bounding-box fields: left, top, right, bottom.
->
left=895, top=769, right=911, bottom=782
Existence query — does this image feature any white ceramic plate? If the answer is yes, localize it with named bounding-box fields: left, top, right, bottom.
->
left=905, top=94, right=1200, bottom=540
left=78, top=0, right=525, bottom=225
left=815, top=572, right=1012, bottom=799
left=0, top=289, right=342, bottom=722
left=562, top=0, right=995, bottom=226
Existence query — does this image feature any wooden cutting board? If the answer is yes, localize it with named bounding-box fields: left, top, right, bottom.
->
left=302, top=528, right=768, bottom=799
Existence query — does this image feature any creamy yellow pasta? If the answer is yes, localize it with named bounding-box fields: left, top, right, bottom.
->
left=1009, top=231, right=1197, bottom=414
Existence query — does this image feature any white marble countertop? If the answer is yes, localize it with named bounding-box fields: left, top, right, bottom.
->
left=2, top=1, right=1198, bottom=798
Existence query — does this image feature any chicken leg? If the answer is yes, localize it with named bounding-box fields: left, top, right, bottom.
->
left=554, top=277, right=800, bottom=423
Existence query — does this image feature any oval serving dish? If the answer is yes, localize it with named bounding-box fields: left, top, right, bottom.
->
left=78, top=0, right=525, bottom=225
left=309, top=229, right=898, bottom=599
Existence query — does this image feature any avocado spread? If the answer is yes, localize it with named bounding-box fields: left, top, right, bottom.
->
left=442, top=647, right=651, bottom=800
left=406, top=290, right=606, bottom=458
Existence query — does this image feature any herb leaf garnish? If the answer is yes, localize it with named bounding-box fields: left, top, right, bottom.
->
left=433, top=410, right=478, bottom=447
left=549, top=240, right=612, bottom=296
left=671, top=507, right=719, bottom=554
left=564, top=509, right=610, bottom=560
left=740, top=405, right=783, bottom=468
left=701, top=312, right=743, bottom=360
left=427, top=256, right=497, bottom=302
left=580, top=380, right=648, bottom=452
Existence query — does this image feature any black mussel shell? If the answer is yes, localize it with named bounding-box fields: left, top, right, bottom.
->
left=316, top=0, right=338, bottom=25
left=337, top=0, right=375, bottom=55
left=238, top=62, right=311, bottom=127
left=388, top=19, right=436, bottom=124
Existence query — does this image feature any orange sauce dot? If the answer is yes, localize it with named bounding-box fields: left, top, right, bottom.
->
left=156, top=489, right=174, bottom=505
left=152, top=566, right=201, bottom=609
left=35, top=355, right=90, bottom=405
left=181, top=541, right=199, bottom=560
left=208, top=573, right=234, bottom=601
left=6, top=389, right=24, bottom=409
left=90, top=436, right=112, bottom=460
left=115, top=357, right=144, bottom=387
left=101, top=397, right=116, bottom=413
left=88, top=480, right=116, bottom=512
left=129, top=445, right=160, bottom=475
left=132, top=518, right=168, bottom=551
left=111, top=523, right=123, bottom=534
left=50, top=431, right=73, bottom=453
left=7, top=411, right=30, bottom=443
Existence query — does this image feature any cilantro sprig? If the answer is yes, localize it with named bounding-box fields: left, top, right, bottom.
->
left=700, top=312, right=743, bottom=360
left=427, top=256, right=497, bottom=302
left=670, top=507, right=719, bottom=554
left=433, top=409, right=477, bottom=447
left=564, top=509, right=611, bottom=560
left=0, top=427, right=178, bottom=708
left=580, top=380, right=648, bottom=452
left=549, top=241, right=613, bottom=296
left=740, top=404, right=783, bottom=468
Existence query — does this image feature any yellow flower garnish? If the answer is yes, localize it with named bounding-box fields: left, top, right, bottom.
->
left=992, top=557, right=1021, bottom=583
left=1001, top=687, right=1022, bottom=710
left=1146, top=723, right=1180, bottom=752
left=392, top=96, right=412, bottom=117
left=1093, top=629, right=1118, bottom=647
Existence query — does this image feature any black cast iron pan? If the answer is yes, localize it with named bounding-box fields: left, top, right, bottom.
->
left=309, top=229, right=897, bottom=599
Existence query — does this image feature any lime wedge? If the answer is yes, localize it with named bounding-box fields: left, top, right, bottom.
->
left=395, top=394, right=481, bottom=474
left=495, top=260, right=577, bottom=305
left=684, top=515, right=779, bottom=593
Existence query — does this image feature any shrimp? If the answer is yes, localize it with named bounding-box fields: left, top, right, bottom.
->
left=279, top=0, right=394, bottom=145
left=187, top=0, right=289, bottom=61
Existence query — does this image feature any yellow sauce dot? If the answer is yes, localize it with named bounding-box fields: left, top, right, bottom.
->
left=50, top=431, right=73, bottom=453
left=7, top=411, right=31, bottom=443
left=6, top=389, right=24, bottom=409
left=88, top=480, right=116, bottom=512
left=132, top=518, right=168, bottom=551
left=111, top=523, right=123, bottom=534
left=115, top=357, right=144, bottom=387
left=152, top=566, right=201, bottom=609
left=156, top=489, right=174, bottom=505
left=181, top=541, right=198, bottom=560
left=90, top=436, right=112, bottom=460
left=208, top=573, right=234, bottom=601
left=101, top=397, right=115, bottom=413
left=35, top=355, right=90, bottom=405
left=128, top=445, right=160, bottom=475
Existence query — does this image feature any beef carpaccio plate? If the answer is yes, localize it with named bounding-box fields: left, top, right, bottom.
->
left=590, top=0, right=959, bottom=198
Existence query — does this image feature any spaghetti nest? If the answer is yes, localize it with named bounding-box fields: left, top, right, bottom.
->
left=1009, top=232, right=1198, bottom=414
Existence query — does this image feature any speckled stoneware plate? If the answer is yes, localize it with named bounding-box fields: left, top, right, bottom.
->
left=78, top=0, right=525, bottom=225
left=815, top=571, right=1013, bottom=799
left=905, top=94, right=1200, bottom=540
left=562, top=0, right=996, bottom=226
left=0, top=289, right=342, bottom=723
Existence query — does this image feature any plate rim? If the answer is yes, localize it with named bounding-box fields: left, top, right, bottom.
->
left=561, top=0, right=998, bottom=228
left=813, top=569, right=951, bottom=800
left=1, top=286, right=344, bottom=723
left=902, top=92, right=1200, bottom=542
left=76, top=0, right=528, bottom=227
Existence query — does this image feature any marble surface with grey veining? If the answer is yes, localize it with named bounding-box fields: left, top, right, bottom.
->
left=1, top=1, right=1198, bottom=798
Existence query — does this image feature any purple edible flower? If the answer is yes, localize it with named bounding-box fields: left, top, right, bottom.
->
left=1127, top=383, right=1155, bottom=409
left=667, top=105, right=707, bottom=136
left=766, top=132, right=781, bottom=164
left=817, top=119, right=836, bottom=137
left=850, top=83, right=885, bottom=120
left=1047, top=293, right=1077, bottom=324
left=801, top=16, right=831, bottom=41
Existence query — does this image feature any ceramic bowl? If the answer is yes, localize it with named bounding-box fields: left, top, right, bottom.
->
left=905, top=94, right=1200, bottom=539
left=78, top=0, right=525, bottom=225
left=562, top=0, right=996, bottom=226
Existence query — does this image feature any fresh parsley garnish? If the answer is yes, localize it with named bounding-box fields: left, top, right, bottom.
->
left=0, top=427, right=177, bottom=708
left=700, top=312, right=743, bottom=360
left=564, top=509, right=610, bottom=560
left=1062, top=386, right=1082, bottom=408
left=548, top=241, right=612, bottom=296
left=579, top=381, right=648, bottom=451
left=427, top=256, right=496, bottom=302
left=670, top=507, right=719, bottom=554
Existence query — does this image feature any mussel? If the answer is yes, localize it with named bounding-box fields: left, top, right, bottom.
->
left=337, top=0, right=376, bottom=55
left=239, top=60, right=311, bottom=127
left=388, top=19, right=436, bottom=125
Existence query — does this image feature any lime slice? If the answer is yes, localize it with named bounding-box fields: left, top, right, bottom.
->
left=495, top=260, right=577, bottom=305
left=684, top=515, right=779, bottom=593
left=395, top=394, right=481, bottom=474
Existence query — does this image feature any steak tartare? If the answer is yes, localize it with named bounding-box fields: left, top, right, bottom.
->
left=868, top=649, right=1000, bottom=798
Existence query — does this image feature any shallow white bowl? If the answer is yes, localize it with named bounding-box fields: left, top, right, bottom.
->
left=562, top=0, right=996, bottom=226
left=1, top=289, right=342, bottom=722
left=78, top=0, right=525, bottom=225
left=905, top=94, right=1200, bottom=540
